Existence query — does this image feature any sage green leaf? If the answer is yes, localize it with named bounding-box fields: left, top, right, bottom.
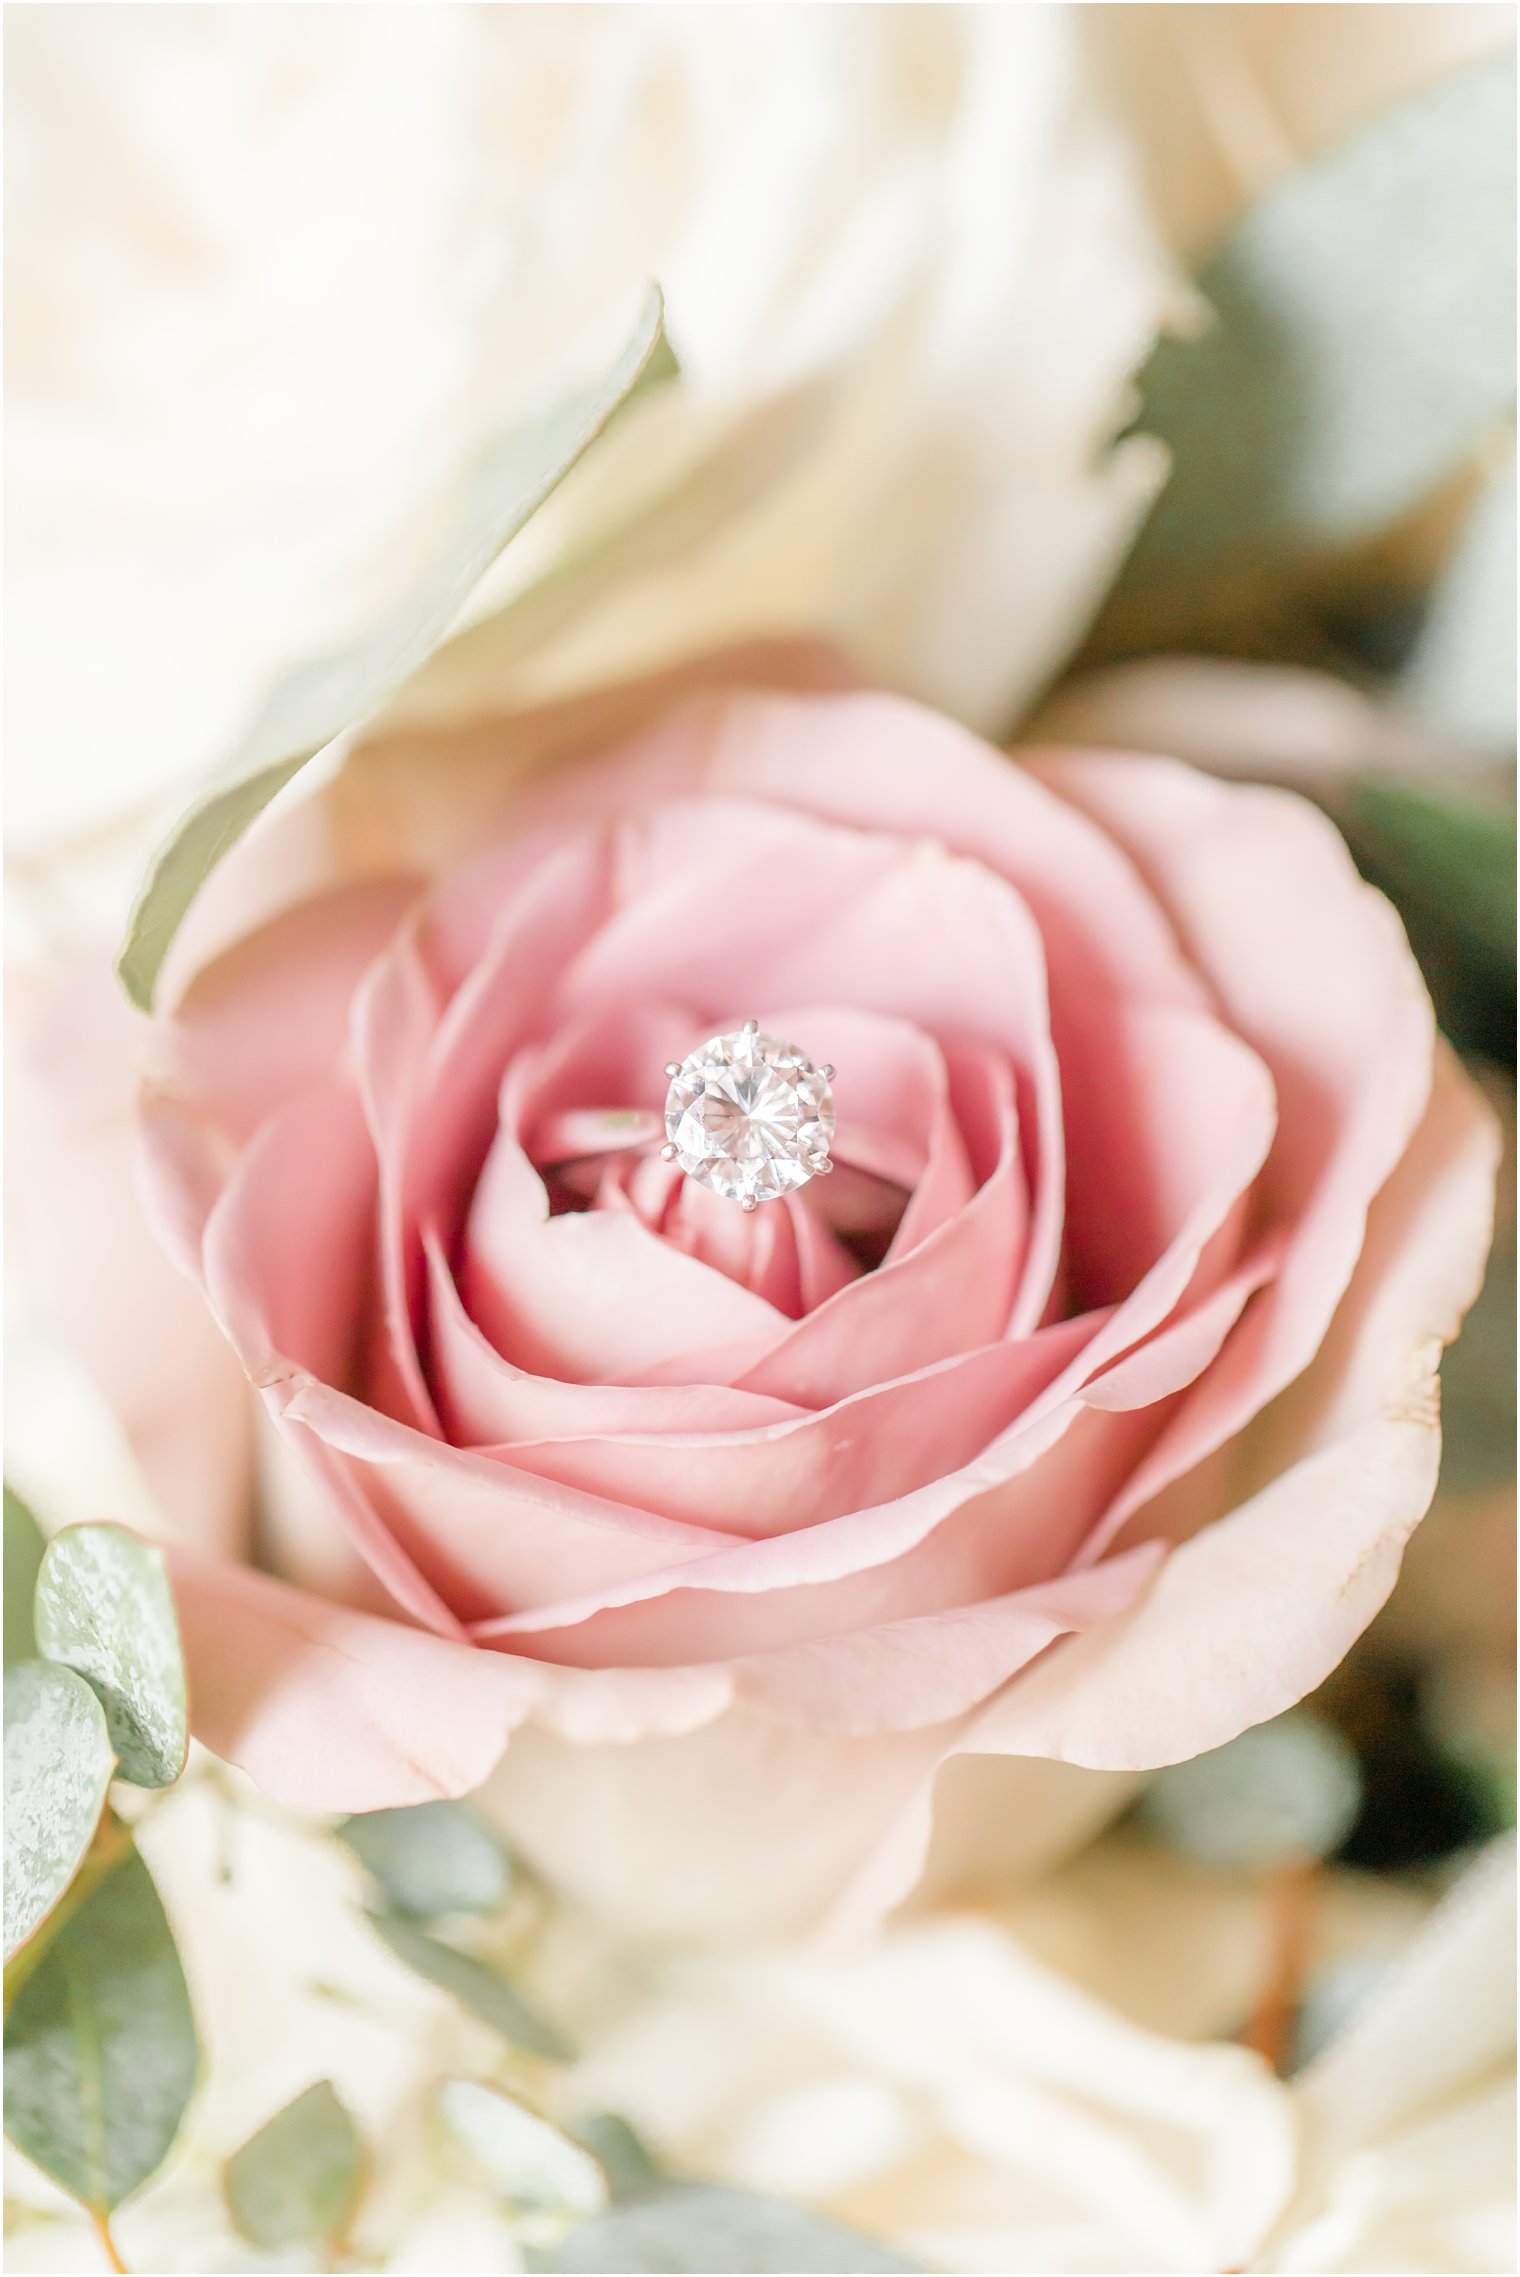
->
left=568, top=2113, right=662, bottom=2202
left=552, top=2183, right=921, bottom=2273
left=33, top=1524, right=187, bottom=1789
left=365, top=1911, right=571, bottom=2058
left=338, top=1799, right=510, bottom=1920
left=440, top=2080, right=607, bottom=2217
left=1121, top=54, right=1516, bottom=598
left=1347, top=775, right=1517, bottom=966
left=224, top=2080, right=366, bottom=2252
left=4, top=1487, right=46, bottom=1668
left=1139, top=1709, right=1363, bottom=1871
left=1334, top=769, right=1516, bottom=1060
left=4, top=1845, right=198, bottom=2212
left=1434, top=1067, right=1515, bottom=1495
left=115, top=285, right=676, bottom=1011
left=3, top=1662, right=114, bottom=1962
left=1401, top=452, right=1517, bottom=751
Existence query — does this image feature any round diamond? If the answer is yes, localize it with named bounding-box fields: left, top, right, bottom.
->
left=664, top=1026, right=835, bottom=1206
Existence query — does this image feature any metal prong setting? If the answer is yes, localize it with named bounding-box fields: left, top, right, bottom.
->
left=742, top=1017, right=760, bottom=1035
left=814, top=1157, right=834, bottom=1175
left=820, top=1064, right=835, bottom=1081
left=740, top=1195, right=759, bottom=1211
left=663, top=1060, right=682, bottom=1078
left=660, top=1142, right=678, bottom=1161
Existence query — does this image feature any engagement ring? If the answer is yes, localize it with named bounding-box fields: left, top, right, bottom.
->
left=662, top=1020, right=836, bottom=1210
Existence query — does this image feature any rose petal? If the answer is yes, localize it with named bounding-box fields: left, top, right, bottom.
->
left=496, top=1328, right=1093, bottom=1539
left=1026, top=752, right=1437, bottom=1561
left=168, top=1551, right=543, bottom=1809
left=425, top=1232, right=805, bottom=1445
left=733, top=1045, right=1029, bottom=1403
left=152, top=875, right=421, bottom=1143
left=352, top=833, right=614, bottom=1430
left=825, top=1048, right=1497, bottom=1930
left=732, top=1544, right=1163, bottom=1732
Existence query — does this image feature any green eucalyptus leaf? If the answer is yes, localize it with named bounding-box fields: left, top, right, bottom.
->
left=1348, top=777, right=1517, bottom=965
left=1120, top=54, right=1516, bottom=601
left=1435, top=1066, right=1515, bottom=1495
left=552, top=2183, right=921, bottom=2274
left=338, top=1799, right=510, bottom=1920
left=4, top=1488, right=46, bottom=1668
left=1335, top=771, right=1516, bottom=1060
left=440, top=2079, right=608, bottom=2217
left=568, top=2113, right=662, bottom=2202
left=365, top=1911, right=571, bottom=2058
left=1343, top=773, right=1517, bottom=1064
left=115, top=285, right=676, bottom=1011
left=1400, top=450, right=1517, bottom=753
left=3, top=1662, right=115, bottom=1962
left=1139, top=1709, right=1363, bottom=1871
left=224, top=2080, right=366, bottom=2252
left=33, top=1524, right=188, bottom=1789
left=4, top=1845, right=198, bottom=2213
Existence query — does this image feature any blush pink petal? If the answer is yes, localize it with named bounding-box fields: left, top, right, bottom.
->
left=168, top=1551, right=544, bottom=1808
left=199, top=1082, right=378, bottom=1393
left=495, top=1330, right=1090, bottom=1539
left=789, top=1185, right=867, bottom=1312
left=1023, top=752, right=1437, bottom=1563
left=471, top=1219, right=1277, bottom=1668
left=824, top=1049, right=1497, bottom=1934
left=274, top=1377, right=729, bottom=1622
left=965, top=1049, right=1497, bottom=1768
left=184, top=1081, right=726, bottom=1619
left=548, top=797, right=900, bottom=1027
left=485, top=1000, right=1273, bottom=1640
left=474, top=1392, right=1155, bottom=1667
left=463, top=1123, right=791, bottom=1386
left=658, top=1171, right=809, bottom=1311
left=734, top=1048, right=1028, bottom=1404
left=347, top=923, right=446, bottom=1432
left=738, top=833, right=1067, bottom=1336
left=151, top=877, right=422, bottom=1145
left=353, top=835, right=616, bottom=1431
left=487, top=691, right=1204, bottom=1022
left=730, top=1544, right=1164, bottom=1732
left=424, top=1235, right=804, bottom=1446
left=1026, top=998, right=1277, bottom=1377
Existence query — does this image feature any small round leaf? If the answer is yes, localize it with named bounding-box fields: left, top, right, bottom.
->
left=1140, top=1709, right=1363, bottom=1871
left=4, top=1660, right=114, bottom=1961
left=338, top=1800, right=510, bottom=1919
left=4, top=1844, right=198, bottom=2212
left=224, top=2080, right=366, bottom=2251
left=34, top=1523, right=188, bottom=1788
left=365, top=1912, right=570, bottom=2058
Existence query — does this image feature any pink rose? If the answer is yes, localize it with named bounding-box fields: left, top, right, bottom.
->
left=25, top=658, right=1496, bottom=1936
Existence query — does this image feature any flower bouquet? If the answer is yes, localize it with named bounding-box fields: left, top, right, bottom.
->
left=5, top=8, right=1514, bottom=2272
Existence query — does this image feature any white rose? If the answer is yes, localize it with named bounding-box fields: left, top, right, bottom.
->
left=560, top=1839, right=1516, bottom=2275
left=10, top=1781, right=1504, bottom=2276
left=5, top=2, right=1170, bottom=900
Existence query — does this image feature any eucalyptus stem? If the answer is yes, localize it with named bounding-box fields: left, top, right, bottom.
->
left=88, top=2207, right=129, bottom=2274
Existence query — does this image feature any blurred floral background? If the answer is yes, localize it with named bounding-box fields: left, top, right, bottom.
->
left=4, top=6, right=1515, bottom=2273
